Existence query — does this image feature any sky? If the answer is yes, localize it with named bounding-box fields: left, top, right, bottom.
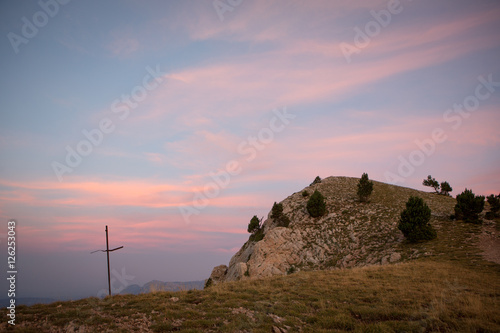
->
left=0, top=0, right=499, bottom=300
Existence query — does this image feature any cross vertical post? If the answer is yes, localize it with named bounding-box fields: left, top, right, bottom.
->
left=106, top=225, right=111, bottom=297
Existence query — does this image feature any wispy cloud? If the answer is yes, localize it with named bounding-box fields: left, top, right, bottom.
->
left=107, top=32, right=141, bottom=58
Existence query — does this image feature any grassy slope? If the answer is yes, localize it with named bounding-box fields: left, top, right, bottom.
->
left=4, top=259, right=499, bottom=332
left=3, top=180, right=500, bottom=332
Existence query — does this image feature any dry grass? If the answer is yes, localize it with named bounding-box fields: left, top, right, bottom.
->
left=2, top=259, right=499, bottom=332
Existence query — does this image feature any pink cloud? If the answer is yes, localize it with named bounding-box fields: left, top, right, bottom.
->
left=0, top=179, right=189, bottom=211
left=8, top=209, right=250, bottom=253
left=136, top=11, right=498, bottom=132
left=443, top=107, right=500, bottom=147
left=143, top=152, right=168, bottom=165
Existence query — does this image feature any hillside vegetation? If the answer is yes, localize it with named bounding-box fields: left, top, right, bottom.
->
left=212, top=177, right=489, bottom=283
left=2, top=177, right=499, bottom=332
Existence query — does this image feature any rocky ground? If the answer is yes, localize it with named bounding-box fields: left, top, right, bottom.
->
left=479, top=219, right=500, bottom=264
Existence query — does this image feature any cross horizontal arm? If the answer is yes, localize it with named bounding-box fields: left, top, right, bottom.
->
left=90, top=245, right=123, bottom=254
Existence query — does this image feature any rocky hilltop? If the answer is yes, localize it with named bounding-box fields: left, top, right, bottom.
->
left=210, top=176, right=457, bottom=283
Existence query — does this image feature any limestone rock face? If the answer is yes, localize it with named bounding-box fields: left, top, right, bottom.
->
left=209, top=265, right=228, bottom=284
left=211, top=176, right=455, bottom=283
left=226, top=262, right=248, bottom=281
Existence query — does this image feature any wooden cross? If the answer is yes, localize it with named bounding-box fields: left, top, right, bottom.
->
left=91, top=225, right=123, bottom=296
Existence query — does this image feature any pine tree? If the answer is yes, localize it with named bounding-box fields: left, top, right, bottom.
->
left=398, top=196, right=437, bottom=242
left=422, top=175, right=440, bottom=193
left=307, top=190, right=326, bottom=217
left=440, top=181, right=452, bottom=196
left=454, top=189, right=485, bottom=224
left=486, top=194, right=500, bottom=219
left=271, top=202, right=283, bottom=219
left=487, top=194, right=500, bottom=214
left=247, top=215, right=261, bottom=234
left=357, top=173, right=374, bottom=202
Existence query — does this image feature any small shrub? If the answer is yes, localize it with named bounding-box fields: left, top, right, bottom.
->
left=204, top=278, right=213, bottom=289
left=455, top=189, right=485, bottom=224
left=310, top=176, right=322, bottom=186
left=302, top=190, right=309, bottom=197
left=287, top=266, right=297, bottom=275
left=249, top=228, right=265, bottom=242
left=271, top=202, right=291, bottom=227
left=398, top=196, right=437, bottom=242
left=357, top=172, right=374, bottom=202
left=307, top=190, right=326, bottom=218
left=244, top=268, right=250, bottom=277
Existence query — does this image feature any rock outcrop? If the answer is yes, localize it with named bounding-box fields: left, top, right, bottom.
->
left=210, top=176, right=455, bottom=284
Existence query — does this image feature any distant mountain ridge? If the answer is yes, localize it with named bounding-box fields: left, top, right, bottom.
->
left=120, top=279, right=204, bottom=295
left=0, top=280, right=205, bottom=308
left=0, top=297, right=55, bottom=308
